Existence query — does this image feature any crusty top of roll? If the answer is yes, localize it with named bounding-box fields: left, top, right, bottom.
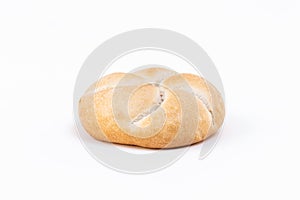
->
left=79, top=67, right=225, bottom=149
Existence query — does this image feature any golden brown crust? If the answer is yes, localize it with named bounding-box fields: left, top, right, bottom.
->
left=78, top=68, right=225, bottom=149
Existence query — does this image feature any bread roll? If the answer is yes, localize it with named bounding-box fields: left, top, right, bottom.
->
left=78, top=68, right=225, bottom=149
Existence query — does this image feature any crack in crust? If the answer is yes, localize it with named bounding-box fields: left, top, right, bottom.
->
left=131, top=85, right=165, bottom=124
left=193, top=92, right=215, bottom=125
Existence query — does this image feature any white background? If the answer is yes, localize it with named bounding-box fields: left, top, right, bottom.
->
left=1, top=0, right=300, bottom=199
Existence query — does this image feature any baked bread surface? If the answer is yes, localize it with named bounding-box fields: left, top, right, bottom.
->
left=79, top=68, right=225, bottom=148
